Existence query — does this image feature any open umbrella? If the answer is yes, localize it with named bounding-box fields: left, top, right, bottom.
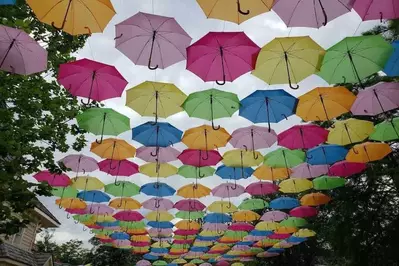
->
left=77, top=190, right=110, bottom=203
left=245, top=182, right=279, bottom=196
left=253, top=165, right=291, bottom=181
left=176, top=211, right=204, bottom=220
left=179, top=149, right=222, bottom=167
left=51, top=186, right=78, bottom=199
left=90, top=139, right=136, bottom=164
left=56, top=198, right=87, bottom=210
left=300, top=193, right=331, bottom=206
left=354, top=0, right=399, bottom=21
left=140, top=182, right=176, bottom=197
left=216, top=165, right=254, bottom=180
left=278, top=125, right=328, bottom=150
left=177, top=184, right=212, bottom=199
left=291, top=163, right=329, bottom=179
left=142, top=198, right=174, bottom=211
left=186, top=32, right=260, bottom=85
left=175, top=199, right=206, bottom=212
left=109, top=198, right=141, bottom=210
left=290, top=206, right=318, bottom=218
left=71, top=176, right=104, bottom=190
left=99, top=160, right=139, bottom=185
left=140, top=163, right=178, bottom=178
left=176, top=220, right=201, bottom=231
left=60, top=154, right=98, bottom=174
left=306, top=145, right=348, bottom=165
left=384, top=41, right=399, bottom=77
left=182, top=125, right=231, bottom=153
left=346, top=142, right=392, bottom=163
left=264, top=148, right=305, bottom=169
left=137, top=146, right=180, bottom=163
left=327, top=119, right=374, bottom=146
left=212, top=183, right=245, bottom=198
left=239, top=199, right=268, bottom=211
left=0, top=25, right=47, bottom=75
left=146, top=211, right=174, bottom=222
left=179, top=166, right=215, bottom=179
left=33, top=170, right=70, bottom=187
left=104, top=181, right=140, bottom=197
left=279, top=179, right=313, bottom=193
left=223, top=150, right=263, bottom=167
left=260, top=211, right=289, bottom=222
left=328, top=161, right=367, bottom=177
left=313, top=176, right=346, bottom=190
left=113, top=211, right=144, bottom=222
left=270, top=197, right=300, bottom=210
left=0, top=0, right=15, bottom=4
left=204, top=213, right=232, bottom=223
left=370, top=117, right=399, bottom=142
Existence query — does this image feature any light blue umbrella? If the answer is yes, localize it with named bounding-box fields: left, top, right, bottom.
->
left=269, top=197, right=300, bottom=210
left=384, top=41, right=399, bottom=77
left=140, top=182, right=176, bottom=196
left=77, top=190, right=110, bottom=202
left=216, top=165, right=254, bottom=180
left=0, top=0, right=15, bottom=4
left=306, top=145, right=348, bottom=165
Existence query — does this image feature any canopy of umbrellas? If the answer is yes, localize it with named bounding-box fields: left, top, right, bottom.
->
left=2, top=0, right=399, bottom=265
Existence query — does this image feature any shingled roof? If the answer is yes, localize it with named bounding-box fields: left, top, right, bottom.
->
left=0, top=243, right=52, bottom=266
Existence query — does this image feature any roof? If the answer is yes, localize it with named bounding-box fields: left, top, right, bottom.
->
left=34, top=199, right=61, bottom=227
left=0, top=243, right=52, bottom=266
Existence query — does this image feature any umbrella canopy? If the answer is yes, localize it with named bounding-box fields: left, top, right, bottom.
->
left=140, top=182, right=176, bottom=197
left=137, top=146, right=181, bottom=163
left=212, top=183, right=245, bottom=198
left=239, top=199, right=268, bottom=211
left=370, top=117, right=399, bottom=142
left=177, top=184, right=212, bottom=198
left=138, top=260, right=152, bottom=266
left=0, top=25, right=47, bottom=75
left=99, top=160, right=139, bottom=178
left=328, top=161, right=367, bottom=177
left=294, top=229, right=316, bottom=238
left=230, top=126, right=277, bottom=152
left=153, top=260, right=168, bottom=266
left=313, top=176, right=346, bottom=190
left=146, top=211, right=174, bottom=222
left=270, top=197, right=300, bottom=210
left=300, top=193, right=331, bottom=206
left=113, top=211, right=144, bottom=222
left=77, top=190, right=110, bottom=203
left=0, top=0, right=15, bottom=4
left=252, top=37, right=325, bottom=89
left=175, top=221, right=201, bottom=231
left=306, top=145, right=348, bottom=165
left=278, top=125, right=328, bottom=150
left=61, top=154, right=98, bottom=173
left=132, top=122, right=183, bottom=148
left=255, top=222, right=280, bottom=231
left=280, top=217, right=308, bottom=228
left=384, top=41, right=399, bottom=77
left=223, top=150, right=263, bottom=167
left=264, top=148, right=305, bottom=168
left=174, top=199, right=206, bottom=211
left=229, top=223, right=255, bottom=232
left=354, top=0, right=399, bottom=21
left=260, top=211, right=289, bottom=222
left=327, top=119, right=374, bottom=145
left=182, top=125, right=231, bottom=150
left=208, top=201, right=238, bottom=213
left=291, top=163, right=329, bottom=179
left=179, top=149, right=222, bottom=167
left=318, top=36, right=393, bottom=86
left=104, top=181, right=140, bottom=197
left=290, top=206, right=318, bottom=218
left=33, top=171, right=70, bottom=187
left=279, top=179, right=313, bottom=193
left=186, top=32, right=260, bottom=85
left=140, top=163, right=178, bottom=178
left=56, top=198, right=87, bottom=209
left=204, top=213, right=232, bottom=223
left=346, top=142, right=392, bottom=163
left=253, top=165, right=291, bottom=181
left=245, top=182, right=279, bottom=196
left=71, top=176, right=104, bottom=190
left=115, top=12, right=191, bottom=69
left=176, top=211, right=205, bottom=220
left=109, top=198, right=141, bottom=210
left=179, top=166, right=215, bottom=179
left=51, top=186, right=78, bottom=199
left=90, top=138, right=136, bottom=161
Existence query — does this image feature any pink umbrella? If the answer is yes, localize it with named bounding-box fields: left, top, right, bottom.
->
left=200, top=263, right=213, bottom=266
left=212, top=183, right=245, bottom=198
left=85, top=204, right=114, bottom=215
left=151, top=237, right=172, bottom=242
left=260, top=211, right=289, bottom=222
left=354, top=0, right=399, bottom=21
left=269, top=233, right=291, bottom=240
left=131, top=242, right=150, bottom=247
left=173, top=239, right=193, bottom=245
left=148, top=228, right=173, bottom=237
left=232, top=245, right=251, bottom=251
left=328, top=161, right=367, bottom=177
left=115, top=12, right=192, bottom=70
left=66, top=208, right=86, bottom=215
left=98, top=159, right=139, bottom=184
left=186, top=32, right=260, bottom=85
left=174, top=229, right=199, bottom=236
left=185, top=251, right=204, bottom=257
left=216, top=261, right=230, bottom=266
left=137, top=260, right=151, bottom=266
left=351, top=82, right=399, bottom=116
left=208, top=250, right=224, bottom=254
left=291, top=163, right=329, bottom=179
left=273, top=0, right=355, bottom=28
left=174, top=199, right=206, bottom=211
left=228, top=223, right=255, bottom=232
left=245, top=182, right=279, bottom=196
left=290, top=206, right=318, bottom=218
left=136, top=146, right=180, bottom=163
left=60, top=154, right=98, bottom=173
left=178, top=149, right=222, bottom=167
left=58, top=58, right=128, bottom=105
left=33, top=170, right=70, bottom=187
left=113, top=211, right=144, bottom=221
left=142, top=197, right=174, bottom=211
left=244, top=235, right=266, bottom=241
left=202, top=223, right=228, bottom=231
left=0, top=25, right=47, bottom=75
left=278, top=125, right=328, bottom=150
left=113, top=239, right=131, bottom=247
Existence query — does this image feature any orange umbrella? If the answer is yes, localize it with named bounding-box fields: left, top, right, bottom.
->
left=177, top=184, right=211, bottom=198
left=90, top=138, right=136, bottom=160
left=182, top=125, right=231, bottom=150
left=175, top=220, right=201, bottom=230
left=109, top=198, right=141, bottom=210
left=300, top=193, right=331, bottom=206
left=232, top=210, right=260, bottom=222
left=56, top=198, right=86, bottom=209
left=253, top=165, right=291, bottom=181
left=346, top=142, right=392, bottom=163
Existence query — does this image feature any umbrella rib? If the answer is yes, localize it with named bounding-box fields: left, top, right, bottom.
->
left=286, top=0, right=304, bottom=26
left=154, top=37, right=165, bottom=68
left=40, top=0, right=66, bottom=21
left=77, top=0, right=104, bottom=31
left=157, top=34, right=187, bottom=57
left=115, top=34, right=152, bottom=48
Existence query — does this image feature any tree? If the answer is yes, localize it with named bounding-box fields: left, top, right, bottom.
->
left=0, top=0, right=87, bottom=235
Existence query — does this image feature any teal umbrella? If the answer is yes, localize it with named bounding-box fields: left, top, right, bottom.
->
left=369, top=117, right=399, bottom=142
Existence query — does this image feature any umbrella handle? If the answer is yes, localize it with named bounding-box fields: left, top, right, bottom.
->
left=231, top=182, right=237, bottom=190
left=216, top=79, right=226, bottom=86
left=216, top=47, right=226, bottom=85
left=83, top=226, right=88, bottom=231
left=95, top=112, right=107, bottom=144
left=148, top=31, right=159, bottom=70
left=352, top=147, right=359, bottom=154
left=74, top=219, right=79, bottom=224
left=66, top=212, right=71, bottom=219
left=380, top=12, right=383, bottom=23
left=201, top=150, right=209, bottom=160
left=284, top=52, right=300, bottom=90
left=117, top=198, right=123, bottom=208
left=306, top=155, right=313, bottom=160
left=114, top=177, right=121, bottom=186
left=150, top=147, right=160, bottom=157
left=114, top=34, right=123, bottom=40
left=51, top=0, right=73, bottom=31
left=155, top=199, right=161, bottom=208
left=198, top=168, right=206, bottom=178
left=253, top=150, right=259, bottom=160
left=211, top=120, right=221, bottom=130
left=317, top=0, right=328, bottom=26
left=95, top=135, right=104, bottom=144
left=80, top=97, right=92, bottom=106
left=237, top=0, right=250, bottom=15
left=89, top=207, right=95, bottom=214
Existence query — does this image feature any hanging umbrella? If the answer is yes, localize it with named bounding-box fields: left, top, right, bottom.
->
left=313, top=176, right=346, bottom=190
left=264, top=148, right=305, bottom=169
left=140, top=163, right=178, bottom=178
left=318, top=36, right=393, bottom=86
left=175, top=220, right=201, bottom=231
left=182, top=89, right=240, bottom=130
left=146, top=211, right=174, bottom=222
left=175, top=199, right=206, bottom=212
left=239, top=90, right=298, bottom=128
left=99, top=160, right=139, bottom=185
left=300, top=193, right=331, bottom=206
left=70, top=176, right=104, bottom=190
left=212, top=183, right=245, bottom=198
left=296, top=87, right=356, bottom=121
left=56, top=198, right=87, bottom=209
left=280, top=217, right=308, bottom=228
left=104, top=181, right=140, bottom=197
left=252, top=37, right=325, bottom=89
left=140, top=182, right=176, bottom=197
left=77, top=190, right=110, bottom=203
left=229, top=223, right=255, bottom=232
left=113, top=211, right=144, bottom=222
left=109, top=198, right=141, bottom=210
left=351, top=82, right=399, bottom=116
left=354, top=0, right=399, bottom=21
left=178, top=149, right=222, bottom=167
left=384, top=41, right=399, bottom=77
left=290, top=206, right=318, bottom=218
left=172, top=259, right=187, bottom=265
left=294, top=229, right=316, bottom=238
left=90, top=138, right=136, bottom=164
left=186, top=32, right=260, bottom=85
left=51, top=186, right=78, bottom=199
left=223, top=150, right=263, bottom=168
left=328, top=161, right=367, bottom=177
left=179, top=166, right=215, bottom=179
left=370, top=117, right=399, bottom=142
left=346, top=142, right=392, bottom=163
left=176, top=211, right=205, bottom=220
left=245, top=182, right=279, bottom=196
left=253, top=165, right=290, bottom=181
left=177, top=184, right=211, bottom=199
left=0, top=25, right=47, bottom=75
left=270, top=197, right=300, bottom=210
left=255, top=221, right=281, bottom=231
left=33, top=170, right=70, bottom=187
left=148, top=221, right=174, bottom=229
left=138, top=260, right=152, bottom=266
left=115, top=12, right=191, bottom=70
left=239, top=199, right=268, bottom=211
left=291, top=163, right=329, bottom=179
left=327, top=119, right=374, bottom=145
left=137, top=147, right=181, bottom=163
left=153, top=260, right=168, bottom=266
left=60, top=154, right=98, bottom=174
left=279, top=179, right=313, bottom=193
left=204, top=213, right=232, bottom=223
left=278, top=125, right=328, bottom=150
left=144, top=254, right=159, bottom=261
left=202, top=223, right=228, bottom=231
left=260, top=211, right=289, bottom=222
left=142, top=198, right=174, bottom=211
left=216, top=165, right=254, bottom=181
left=0, top=0, right=15, bottom=4
left=306, top=145, right=348, bottom=165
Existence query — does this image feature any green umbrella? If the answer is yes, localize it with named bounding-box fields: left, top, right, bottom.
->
left=175, top=211, right=205, bottom=220
left=77, top=108, right=130, bottom=143
left=369, top=118, right=399, bottom=142
left=91, top=229, right=114, bottom=235
left=73, top=214, right=94, bottom=223
left=318, top=36, right=393, bottom=87
left=51, top=186, right=78, bottom=198
left=190, top=259, right=205, bottom=264
left=119, top=221, right=146, bottom=229
left=224, top=230, right=248, bottom=238
left=264, top=148, right=305, bottom=168
left=174, top=235, right=196, bottom=240
left=178, top=165, right=215, bottom=179
left=238, top=198, right=268, bottom=210
left=153, top=261, right=167, bottom=266
left=182, top=88, right=240, bottom=130
left=280, top=217, right=308, bottom=228
left=104, top=181, right=140, bottom=197
left=250, top=247, right=264, bottom=254
left=313, top=176, right=346, bottom=190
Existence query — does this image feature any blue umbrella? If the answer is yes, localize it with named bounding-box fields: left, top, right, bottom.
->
left=249, top=230, right=273, bottom=236
left=208, top=258, right=217, bottom=263
left=140, top=182, right=176, bottom=196
left=151, top=247, right=169, bottom=253
left=306, top=145, right=348, bottom=165
left=77, top=190, right=110, bottom=203
left=384, top=41, right=399, bottom=77
left=216, top=165, right=254, bottom=180
left=110, top=232, right=130, bottom=240
left=269, top=197, right=299, bottom=210
left=268, top=248, right=285, bottom=253
left=203, top=213, right=232, bottom=223
left=191, top=246, right=209, bottom=252
left=222, top=255, right=238, bottom=259
left=96, top=221, right=119, bottom=227
left=167, top=264, right=178, bottom=266
left=287, top=236, right=307, bottom=244
left=236, top=241, right=254, bottom=246
left=147, top=221, right=174, bottom=228
left=196, top=235, right=219, bottom=241
left=143, top=254, right=158, bottom=261
left=0, top=0, right=15, bottom=4
left=239, top=90, right=297, bottom=130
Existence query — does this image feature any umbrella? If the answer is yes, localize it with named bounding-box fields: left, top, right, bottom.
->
left=175, top=200, right=206, bottom=211
left=58, top=59, right=127, bottom=104
left=279, top=179, right=313, bottom=193
left=77, top=190, right=110, bottom=203
left=257, top=252, right=279, bottom=258
left=202, top=223, right=228, bottom=231
left=182, top=125, right=231, bottom=153
left=186, top=32, right=260, bottom=85
left=291, top=163, right=329, bottom=179
left=264, top=148, right=305, bottom=169
left=140, top=163, right=178, bottom=178
left=245, top=182, right=279, bottom=196
left=115, top=12, right=191, bottom=70
left=109, top=198, right=141, bottom=210
left=175, top=220, right=201, bottom=230
left=294, top=229, right=316, bottom=238
left=0, top=0, right=15, bottom=4
left=252, top=37, right=325, bottom=89
left=223, top=150, right=263, bottom=168
left=138, top=260, right=152, bottom=266
left=172, top=259, right=187, bottom=264
left=270, top=197, right=300, bottom=210
left=137, top=146, right=180, bottom=163
left=177, top=184, right=211, bottom=199
left=278, top=125, right=328, bottom=150
left=140, top=182, right=176, bottom=197
left=354, top=0, right=399, bottom=21
left=260, top=211, right=289, bottom=222
left=313, top=176, right=346, bottom=190
left=256, top=222, right=280, bottom=231
left=146, top=211, right=174, bottom=222
left=153, top=260, right=168, bottom=266
left=33, top=170, right=70, bottom=187
left=306, top=145, right=348, bottom=165
left=144, top=254, right=159, bottom=261
left=142, top=198, right=174, bottom=211
left=351, top=82, right=399, bottom=116
left=253, top=165, right=291, bottom=181
left=290, top=206, right=318, bottom=218
left=148, top=221, right=174, bottom=229
left=232, top=210, right=260, bottom=222
left=384, top=41, right=399, bottom=77
left=113, top=211, right=144, bottom=222
left=51, top=186, right=78, bottom=199
left=296, top=87, right=356, bottom=121
left=176, top=211, right=205, bottom=220
left=60, top=154, right=98, bottom=174
left=110, top=232, right=130, bottom=240
left=318, top=36, right=393, bottom=86
left=99, top=160, right=139, bottom=184
left=179, top=149, right=222, bottom=167
left=229, top=223, right=255, bottom=232
left=328, top=161, right=367, bottom=177
left=204, top=213, right=232, bottom=223
left=327, top=119, right=374, bottom=145
left=212, top=183, right=245, bottom=198
left=239, top=90, right=298, bottom=129
left=370, top=117, right=399, bottom=142
left=104, top=181, right=140, bottom=197
left=56, top=198, right=87, bottom=210
left=179, top=166, right=215, bottom=179
left=90, top=138, right=136, bottom=163
left=0, top=25, right=47, bottom=75
left=183, top=89, right=240, bottom=130
left=273, top=0, right=354, bottom=28
left=239, top=199, right=268, bottom=211
left=346, top=142, right=392, bottom=163
left=77, top=108, right=130, bottom=143
left=301, top=193, right=331, bottom=206
left=208, top=201, right=238, bottom=213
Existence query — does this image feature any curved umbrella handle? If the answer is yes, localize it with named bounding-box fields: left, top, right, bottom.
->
left=155, top=199, right=161, bottom=209
left=83, top=226, right=88, bottom=231
left=317, top=0, right=328, bottom=26
left=66, top=212, right=71, bottom=219
left=80, top=98, right=92, bottom=106
left=216, top=78, right=226, bottom=86
left=51, top=0, right=73, bottom=31
left=284, top=52, right=299, bottom=90
left=352, top=147, right=360, bottom=155
left=150, top=147, right=160, bottom=157
left=198, top=168, right=206, bottom=178
left=211, top=120, right=221, bottom=130
left=226, top=201, right=232, bottom=209
left=148, top=31, right=159, bottom=70
left=231, top=181, right=238, bottom=190
left=114, top=34, right=123, bottom=40
left=51, top=21, right=65, bottom=31
left=95, top=112, right=107, bottom=144
left=210, top=95, right=221, bottom=130
left=216, top=47, right=226, bottom=85
left=306, top=154, right=313, bottom=160
left=237, top=0, right=250, bottom=15
left=201, top=150, right=209, bottom=160
left=117, top=198, right=123, bottom=208
left=74, top=219, right=79, bottom=224
left=114, top=177, right=121, bottom=186
left=253, top=150, right=259, bottom=160
left=242, top=145, right=248, bottom=152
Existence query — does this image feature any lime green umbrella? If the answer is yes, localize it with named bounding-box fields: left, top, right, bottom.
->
left=190, top=259, right=204, bottom=264
left=178, top=165, right=215, bottom=179
left=153, top=260, right=167, bottom=266
left=77, top=108, right=130, bottom=143
left=104, top=181, right=140, bottom=197
left=224, top=230, right=248, bottom=238
left=264, top=148, right=305, bottom=168
left=182, top=88, right=240, bottom=130
left=119, top=221, right=146, bottom=229
left=318, top=36, right=393, bottom=87
left=73, top=214, right=94, bottom=223
left=280, top=217, right=308, bottom=228
left=91, top=229, right=114, bottom=235
left=176, top=211, right=205, bottom=220
left=313, top=176, right=346, bottom=190
left=51, top=186, right=78, bottom=198
left=238, top=198, right=268, bottom=210
left=369, top=118, right=399, bottom=142
left=250, top=247, right=264, bottom=254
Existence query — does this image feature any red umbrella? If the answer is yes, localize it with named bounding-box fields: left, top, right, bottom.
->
left=228, top=223, right=255, bottom=232
left=178, top=149, right=222, bottom=167
left=174, top=199, right=206, bottom=211
left=113, top=211, right=144, bottom=221
left=186, top=32, right=260, bottom=85
left=174, top=229, right=198, bottom=236
left=290, top=206, right=318, bottom=218
left=269, top=233, right=291, bottom=240
left=278, top=124, right=328, bottom=150
left=328, top=161, right=367, bottom=177
left=33, top=170, right=70, bottom=187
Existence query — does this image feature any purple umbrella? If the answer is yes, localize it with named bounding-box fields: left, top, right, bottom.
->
left=115, top=12, right=192, bottom=70
left=60, top=154, right=98, bottom=174
left=85, top=204, right=114, bottom=215
left=272, top=0, right=355, bottom=28
left=98, top=159, right=139, bottom=184
left=354, top=0, right=399, bottom=21
left=212, top=183, right=245, bottom=198
left=136, top=146, right=181, bottom=163
left=113, top=239, right=131, bottom=247
left=142, top=197, right=174, bottom=211
left=244, top=235, right=266, bottom=241
left=137, top=260, right=151, bottom=266
left=202, top=223, right=228, bottom=231
left=260, top=211, right=289, bottom=222
left=351, top=82, right=399, bottom=116
left=291, top=163, right=329, bottom=179
left=0, top=25, right=47, bottom=75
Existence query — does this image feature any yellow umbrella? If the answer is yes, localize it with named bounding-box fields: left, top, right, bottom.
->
left=109, top=198, right=141, bottom=210
left=211, top=244, right=231, bottom=251
left=253, top=165, right=291, bottom=181
left=91, top=138, right=136, bottom=160
left=231, top=263, right=245, bottom=266
left=27, top=0, right=116, bottom=35
left=232, top=210, right=260, bottom=222
left=346, top=142, right=392, bottom=163
left=300, top=193, right=331, bottom=206
left=294, top=229, right=316, bottom=238
left=183, top=263, right=196, bottom=266
left=140, top=163, right=177, bottom=178
left=296, top=87, right=356, bottom=121
left=71, top=176, right=104, bottom=190
left=208, top=201, right=238, bottom=213
left=274, top=242, right=294, bottom=249
left=275, top=226, right=298, bottom=234
left=193, top=240, right=214, bottom=247
left=151, top=241, right=171, bottom=248
left=182, top=125, right=231, bottom=150
left=146, top=211, right=174, bottom=222
left=131, top=235, right=150, bottom=242
left=94, top=215, right=116, bottom=223
left=223, top=149, right=263, bottom=167
left=201, top=254, right=218, bottom=259
left=255, top=221, right=281, bottom=231
left=256, top=238, right=279, bottom=247
left=55, top=198, right=86, bottom=209
left=199, top=230, right=224, bottom=237
left=177, top=184, right=211, bottom=198
left=279, top=179, right=313, bottom=193
left=126, top=81, right=186, bottom=123
left=172, top=258, right=187, bottom=264
left=327, top=119, right=374, bottom=145
left=175, top=220, right=201, bottom=230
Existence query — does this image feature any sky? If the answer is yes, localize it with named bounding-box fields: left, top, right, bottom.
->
left=32, top=0, right=380, bottom=247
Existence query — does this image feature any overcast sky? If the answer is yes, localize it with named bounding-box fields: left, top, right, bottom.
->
left=31, top=0, right=380, bottom=247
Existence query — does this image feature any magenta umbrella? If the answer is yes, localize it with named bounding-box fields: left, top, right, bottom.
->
left=291, top=163, right=329, bottom=179
left=175, top=229, right=199, bottom=236
left=66, top=208, right=86, bottom=215
left=202, top=223, right=228, bottom=231
left=228, top=223, right=255, bottom=232
left=136, top=146, right=180, bottom=163
left=178, top=149, right=222, bottom=167
left=260, top=211, right=289, bottom=222
left=269, top=233, right=291, bottom=240
left=186, top=32, right=260, bottom=85
left=278, top=125, right=328, bottom=150
left=33, top=170, right=70, bottom=187
left=115, top=12, right=192, bottom=70
left=85, top=204, right=114, bottom=215
left=58, top=58, right=128, bottom=105
left=272, top=0, right=355, bottom=28
left=0, top=25, right=47, bottom=75
left=290, top=206, right=318, bottom=218
left=212, top=183, right=245, bottom=198
left=142, top=198, right=174, bottom=211
left=328, top=161, right=367, bottom=177
left=174, top=199, right=206, bottom=211
left=216, top=261, right=230, bottom=266
left=245, top=182, right=279, bottom=196
left=351, top=82, right=399, bottom=116
left=60, top=154, right=98, bottom=174
left=98, top=159, right=139, bottom=185
left=113, top=211, right=144, bottom=221
left=354, top=0, right=399, bottom=21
